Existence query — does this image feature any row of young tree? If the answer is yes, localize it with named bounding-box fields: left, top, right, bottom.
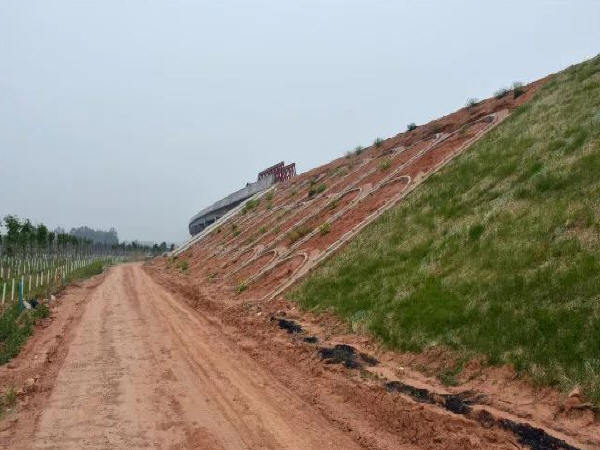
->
left=0, top=215, right=170, bottom=257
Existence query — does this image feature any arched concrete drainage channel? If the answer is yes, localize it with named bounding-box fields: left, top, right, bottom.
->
left=265, top=177, right=410, bottom=301
left=253, top=196, right=330, bottom=252
left=321, top=158, right=373, bottom=196
left=290, top=175, right=410, bottom=258
left=286, top=187, right=365, bottom=254
left=226, top=248, right=279, bottom=282
left=222, top=204, right=286, bottom=252
left=221, top=245, right=261, bottom=272
left=224, top=204, right=297, bottom=262
left=316, top=175, right=412, bottom=264
left=239, top=252, right=309, bottom=301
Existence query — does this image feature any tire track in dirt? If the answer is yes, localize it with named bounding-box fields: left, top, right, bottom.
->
left=22, top=264, right=362, bottom=449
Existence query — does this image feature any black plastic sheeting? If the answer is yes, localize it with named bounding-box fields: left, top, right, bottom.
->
left=318, top=344, right=379, bottom=369
left=385, top=381, right=579, bottom=450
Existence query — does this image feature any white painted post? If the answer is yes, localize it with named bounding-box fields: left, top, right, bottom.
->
left=11, top=279, right=15, bottom=301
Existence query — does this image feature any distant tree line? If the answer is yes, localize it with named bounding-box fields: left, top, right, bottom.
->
left=0, top=215, right=171, bottom=257
left=69, top=226, right=119, bottom=246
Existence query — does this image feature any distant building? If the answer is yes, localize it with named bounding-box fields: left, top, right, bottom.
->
left=188, top=162, right=296, bottom=236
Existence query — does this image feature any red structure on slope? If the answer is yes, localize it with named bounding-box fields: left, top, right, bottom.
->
left=258, top=161, right=296, bottom=183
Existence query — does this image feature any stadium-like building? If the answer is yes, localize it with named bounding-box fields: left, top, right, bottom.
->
left=188, top=162, right=296, bottom=236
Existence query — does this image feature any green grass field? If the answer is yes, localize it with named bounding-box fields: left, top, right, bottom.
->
left=291, top=56, right=600, bottom=402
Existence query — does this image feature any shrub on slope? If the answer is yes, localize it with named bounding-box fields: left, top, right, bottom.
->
left=291, top=56, right=600, bottom=402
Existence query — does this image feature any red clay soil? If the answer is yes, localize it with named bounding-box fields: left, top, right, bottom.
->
left=0, top=273, right=106, bottom=447
left=239, top=254, right=307, bottom=300
left=254, top=197, right=330, bottom=249
left=222, top=245, right=257, bottom=271
left=299, top=188, right=361, bottom=234
left=298, top=177, right=410, bottom=253
left=230, top=249, right=278, bottom=284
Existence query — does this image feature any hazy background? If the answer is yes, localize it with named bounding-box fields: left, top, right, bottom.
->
left=1, top=1, right=599, bottom=243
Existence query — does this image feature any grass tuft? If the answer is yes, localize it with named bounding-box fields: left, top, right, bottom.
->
left=513, top=81, right=524, bottom=98
left=241, top=198, right=260, bottom=215
left=288, top=225, right=313, bottom=244
left=378, top=159, right=391, bottom=171
left=308, top=183, right=326, bottom=198
left=319, top=223, right=331, bottom=236
left=466, top=97, right=479, bottom=108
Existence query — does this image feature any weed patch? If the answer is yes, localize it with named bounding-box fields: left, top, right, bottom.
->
left=319, top=223, right=331, bottom=236
left=287, top=225, right=313, bottom=244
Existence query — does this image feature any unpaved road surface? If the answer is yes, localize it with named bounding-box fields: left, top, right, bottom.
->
left=24, top=264, right=360, bottom=449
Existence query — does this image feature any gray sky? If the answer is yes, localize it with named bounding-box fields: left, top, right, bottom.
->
left=1, top=1, right=599, bottom=244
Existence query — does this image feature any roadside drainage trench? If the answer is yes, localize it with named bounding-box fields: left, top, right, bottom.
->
left=271, top=316, right=319, bottom=343
left=385, top=381, right=579, bottom=450
left=269, top=316, right=580, bottom=450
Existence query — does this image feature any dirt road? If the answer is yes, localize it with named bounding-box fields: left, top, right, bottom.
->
left=25, top=264, right=361, bottom=449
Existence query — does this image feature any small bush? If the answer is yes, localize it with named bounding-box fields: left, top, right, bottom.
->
left=235, top=282, right=248, bottom=294
left=308, top=183, right=326, bottom=198
left=466, top=97, right=479, bottom=108
left=31, top=304, right=49, bottom=320
left=513, top=81, right=524, bottom=98
left=241, top=198, right=260, bottom=215
left=2, top=387, right=16, bottom=409
left=354, top=145, right=364, bottom=155
left=407, top=122, right=417, bottom=131
left=374, top=138, right=384, bottom=148
left=258, top=226, right=267, bottom=234
left=178, top=260, right=189, bottom=272
left=327, top=199, right=339, bottom=210
left=233, top=229, right=241, bottom=237
left=265, top=192, right=273, bottom=201
left=494, top=87, right=509, bottom=99
left=334, top=166, right=347, bottom=177
left=288, top=225, right=313, bottom=244
left=319, top=223, right=331, bottom=236
left=378, top=159, right=391, bottom=171
left=0, top=304, right=33, bottom=364
left=468, top=223, right=485, bottom=240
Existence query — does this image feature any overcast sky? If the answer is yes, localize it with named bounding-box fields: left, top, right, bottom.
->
left=1, top=1, right=599, bottom=244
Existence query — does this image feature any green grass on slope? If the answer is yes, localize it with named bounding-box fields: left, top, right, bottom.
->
left=291, top=56, right=600, bottom=402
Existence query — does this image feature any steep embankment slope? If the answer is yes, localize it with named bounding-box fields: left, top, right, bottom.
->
left=147, top=58, right=600, bottom=448
left=293, top=56, right=600, bottom=403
